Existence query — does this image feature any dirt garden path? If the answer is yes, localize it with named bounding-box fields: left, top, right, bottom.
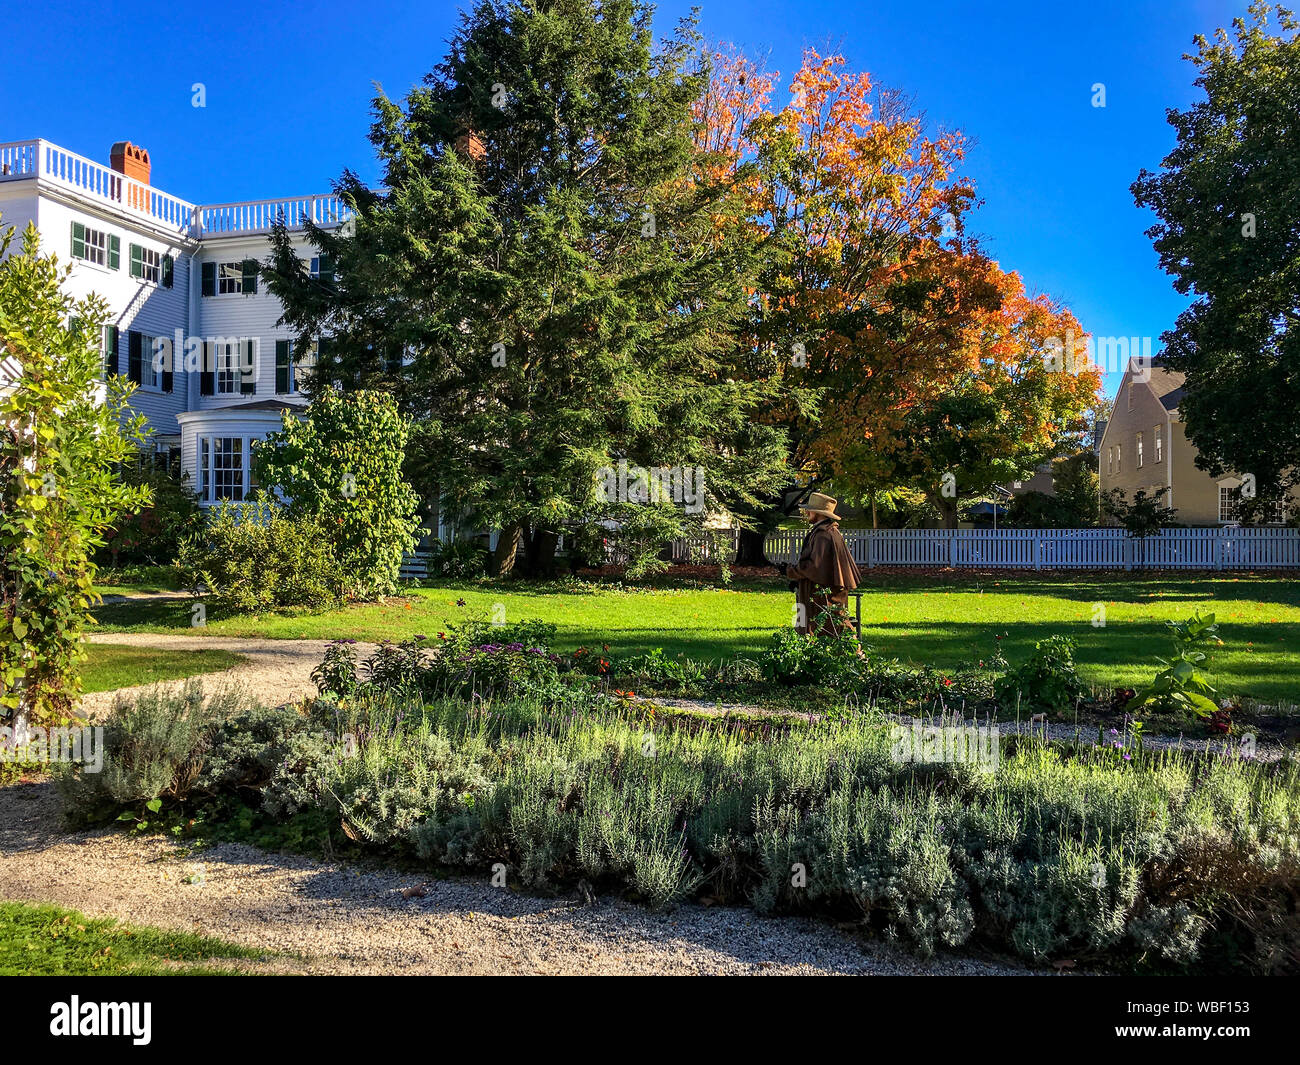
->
left=0, top=780, right=1041, bottom=976
left=82, top=633, right=381, bottom=718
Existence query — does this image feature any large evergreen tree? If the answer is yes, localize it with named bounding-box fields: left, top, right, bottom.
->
left=264, top=0, right=790, bottom=574
left=1132, top=4, right=1300, bottom=513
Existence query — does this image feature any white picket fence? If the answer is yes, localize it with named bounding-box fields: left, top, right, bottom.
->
left=669, top=528, right=741, bottom=563
left=749, top=526, right=1300, bottom=570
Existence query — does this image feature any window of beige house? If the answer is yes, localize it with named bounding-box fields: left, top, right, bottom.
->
left=1116, top=443, right=1122, bottom=473
left=1155, top=424, right=1163, bottom=463
left=1107, top=447, right=1113, bottom=476
left=1136, top=432, right=1144, bottom=468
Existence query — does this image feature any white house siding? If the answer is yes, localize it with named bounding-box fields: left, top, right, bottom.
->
left=194, top=234, right=317, bottom=409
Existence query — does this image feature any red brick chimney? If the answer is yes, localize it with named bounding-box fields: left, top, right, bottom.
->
left=110, top=141, right=151, bottom=184
left=110, top=142, right=151, bottom=209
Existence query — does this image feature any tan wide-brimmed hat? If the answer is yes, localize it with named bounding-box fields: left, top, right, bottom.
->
left=800, top=492, right=840, bottom=520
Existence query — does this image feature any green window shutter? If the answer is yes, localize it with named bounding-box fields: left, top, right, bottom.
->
left=240, top=340, right=257, bottom=394
left=161, top=254, right=174, bottom=288
left=71, top=222, right=85, bottom=259
left=201, top=261, right=216, bottom=296
left=241, top=259, right=258, bottom=294
left=108, top=234, right=120, bottom=270
left=275, top=340, right=290, bottom=394
left=129, top=243, right=143, bottom=279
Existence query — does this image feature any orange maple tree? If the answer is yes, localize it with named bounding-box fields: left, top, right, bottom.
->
left=694, top=47, right=1099, bottom=524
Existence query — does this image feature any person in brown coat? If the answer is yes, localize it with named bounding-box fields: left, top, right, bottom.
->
left=781, top=492, right=861, bottom=637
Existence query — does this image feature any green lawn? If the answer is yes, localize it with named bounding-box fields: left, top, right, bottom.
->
left=0, top=901, right=264, bottom=975
left=90, top=573, right=1300, bottom=703
left=82, top=644, right=245, bottom=694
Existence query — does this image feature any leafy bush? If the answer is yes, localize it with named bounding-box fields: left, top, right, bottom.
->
left=759, top=626, right=863, bottom=686
left=56, top=683, right=240, bottom=823
left=311, top=639, right=360, bottom=700
left=425, top=538, right=488, bottom=579
left=1126, top=611, right=1223, bottom=719
left=177, top=501, right=347, bottom=612
left=97, top=449, right=202, bottom=567
left=994, top=635, right=1086, bottom=715
left=623, top=647, right=709, bottom=692
left=252, top=389, right=420, bottom=599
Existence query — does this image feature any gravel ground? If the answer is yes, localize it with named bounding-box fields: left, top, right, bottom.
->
left=0, top=781, right=1041, bottom=976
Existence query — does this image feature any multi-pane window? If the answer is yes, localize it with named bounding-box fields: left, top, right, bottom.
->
left=71, top=222, right=119, bottom=268
left=1220, top=485, right=1288, bottom=524
left=309, top=256, right=334, bottom=282
left=1136, top=432, right=1144, bottom=469
left=1115, top=444, right=1122, bottom=473
left=79, top=227, right=108, bottom=266
left=219, top=263, right=243, bottom=294
left=130, top=244, right=162, bottom=282
left=1107, top=448, right=1113, bottom=476
left=198, top=437, right=246, bottom=502
left=141, top=334, right=160, bottom=391
left=1154, top=425, right=1163, bottom=463
left=276, top=339, right=317, bottom=394
left=215, top=342, right=240, bottom=394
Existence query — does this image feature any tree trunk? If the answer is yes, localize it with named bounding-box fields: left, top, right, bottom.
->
left=529, top=528, right=560, bottom=578
left=492, top=522, right=524, bottom=577
left=734, top=527, right=769, bottom=567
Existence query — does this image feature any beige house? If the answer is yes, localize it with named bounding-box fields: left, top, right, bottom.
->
left=1099, top=358, right=1291, bottom=526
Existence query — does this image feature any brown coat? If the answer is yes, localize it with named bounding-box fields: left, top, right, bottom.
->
left=787, top=519, right=861, bottom=636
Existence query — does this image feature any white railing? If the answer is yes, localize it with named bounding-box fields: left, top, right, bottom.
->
left=749, top=526, right=1300, bottom=571
left=197, top=193, right=354, bottom=236
left=0, top=138, right=353, bottom=239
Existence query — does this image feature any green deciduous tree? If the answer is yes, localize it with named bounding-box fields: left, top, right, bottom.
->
left=251, top=389, right=420, bottom=599
left=261, top=0, right=791, bottom=577
left=0, top=221, right=150, bottom=730
left=1132, top=3, right=1300, bottom=508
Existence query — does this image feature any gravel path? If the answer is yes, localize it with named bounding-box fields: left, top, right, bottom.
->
left=82, top=633, right=380, bottom=718
left=0, top=781, right=1040, bottom=976
left=648, top=696, right=1293, bottom=762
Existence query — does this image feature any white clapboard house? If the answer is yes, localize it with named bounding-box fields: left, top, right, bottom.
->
left=0, top=137, right=350, bottom=507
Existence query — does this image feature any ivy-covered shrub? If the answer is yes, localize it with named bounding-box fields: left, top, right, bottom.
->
left=252, top=389, right=420, bottom=600
left=0, top=220, right=151, bottom=728
left=177, top=501, right=347, bottom=612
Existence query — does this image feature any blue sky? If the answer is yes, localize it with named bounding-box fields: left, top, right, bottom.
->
left=5, top=0, right=1249, bottom=398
